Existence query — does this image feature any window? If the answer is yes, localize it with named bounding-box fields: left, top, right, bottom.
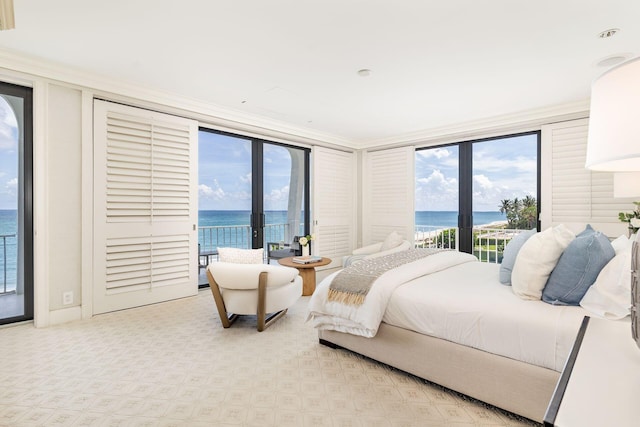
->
left=0, top=82, right=33, bottom=325
left=198, top=129, right=310, bottom=263
left=416, top=132, right=540, bottom=255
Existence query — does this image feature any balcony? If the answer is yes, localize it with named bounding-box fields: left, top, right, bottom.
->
left=415, top=225, right=528, bottom=264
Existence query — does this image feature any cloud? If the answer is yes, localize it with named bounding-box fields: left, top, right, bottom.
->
left=0, top=98, right=18, bottom=151
left=198, top=180, right=225, bottom=200
left=417, top=148, right=452, bottom=160
left=473, top=174, right=494, bottom=190
left=264, top=185, right=290, bottom=208
left=239, top=173, right=252, bottom=184
left=472, top=174, right=535, bottom=211
left=415, top=169, right=458, bottom=211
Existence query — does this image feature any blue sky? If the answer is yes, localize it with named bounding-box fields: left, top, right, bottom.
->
left=198, top=131, right=295, bottom=211
left=200, top=131, right=538, bottom=213
left=415, top=134, right=538, bottom=211
left=0, top=98, right=18, bottom=210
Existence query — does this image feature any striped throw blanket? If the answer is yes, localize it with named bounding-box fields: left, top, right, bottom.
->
left=328, top=248, right=444, bottom=305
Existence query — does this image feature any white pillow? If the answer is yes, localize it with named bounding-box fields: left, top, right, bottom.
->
left=217, top=247, right=264, bottom=264
left=511, top=224, right=575, bottom=300
left=611, top=234, right=632, bottom=255
left=380, top=231, right=404, bottom=251
left=580, top=248, right=631, bottom=319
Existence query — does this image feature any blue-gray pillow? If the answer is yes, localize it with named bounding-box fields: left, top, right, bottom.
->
left=542, top=225, right=615, bottom=306
left=499, top=229, right=537, bottom=285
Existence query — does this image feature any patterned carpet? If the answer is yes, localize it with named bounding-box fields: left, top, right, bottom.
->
left=0, top=290, right=540, bottom=426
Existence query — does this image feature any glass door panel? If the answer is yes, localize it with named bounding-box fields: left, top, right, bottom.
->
left=0, top=84, right=33, bottom=325
left=198, top=131, right=252, bottom=256
left=472, top=133, right=538, bottom=262
left=263, top=143, right=307, bottom=261
left=415, top=145, right=459, bottom=249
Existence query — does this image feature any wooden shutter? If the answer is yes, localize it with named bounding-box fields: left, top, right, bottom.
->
left=312, top=146, right=357, bottom=269
left=93, top=100, right=198, bottom=314
left=362, top=146, right=415, bottom=244
left=541, top=118, right=632, bottom=237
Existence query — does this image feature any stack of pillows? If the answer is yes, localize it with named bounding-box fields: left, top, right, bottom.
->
left=499, top=224, right=633, bottom=319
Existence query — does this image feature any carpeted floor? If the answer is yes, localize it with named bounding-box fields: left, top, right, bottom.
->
left=0, top=290, right=540, bottom=426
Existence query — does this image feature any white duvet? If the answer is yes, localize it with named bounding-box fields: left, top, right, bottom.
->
left=383, top=261, right=592, bottom=371
left=306, top=250, right=477, bottom=337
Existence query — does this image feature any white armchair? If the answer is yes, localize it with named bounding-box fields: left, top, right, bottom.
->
left=206, top=262, right=302, bottom=331
left=342, top=232, right=412, bottom=267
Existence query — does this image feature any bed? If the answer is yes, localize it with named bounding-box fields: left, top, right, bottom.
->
left=307, top=244, right=627, bottom=422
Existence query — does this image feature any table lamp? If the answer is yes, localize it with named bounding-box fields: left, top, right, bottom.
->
left=585, top=56, right=640, bottom=349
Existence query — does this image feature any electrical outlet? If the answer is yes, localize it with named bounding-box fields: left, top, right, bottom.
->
left=62, top=291, right=73, bottom=305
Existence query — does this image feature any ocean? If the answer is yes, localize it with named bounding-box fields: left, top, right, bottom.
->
left=415, top=211, right=506, bottom=227
left=197, top=210, right=507, bottom=250
left=0, top=210, right=17, bottom=291
left=0, top=210, right=507, bottom=289
left=198, top=210, right=506, bottom=228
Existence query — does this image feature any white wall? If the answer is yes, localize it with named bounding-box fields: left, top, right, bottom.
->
left=0, top=64, right=345, bottom=326
left=46, top=84, right=82, bottom=313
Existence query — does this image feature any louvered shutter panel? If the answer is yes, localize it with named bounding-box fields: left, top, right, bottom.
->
left=312, top=147, right=357, bottom=269
left=94, top=100, right=198, bottom=314
left=541, top=118, right=631, bottom=237
left=362, top=146, right=415, bottom=244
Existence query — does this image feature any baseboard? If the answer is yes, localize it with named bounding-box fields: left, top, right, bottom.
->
left=48, top=306, right=82, bottom=326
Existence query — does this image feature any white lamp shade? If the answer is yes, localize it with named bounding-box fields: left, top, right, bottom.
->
left=586, top=56, right=640, bottom=171
left=613, top=172, right=640, bottom=198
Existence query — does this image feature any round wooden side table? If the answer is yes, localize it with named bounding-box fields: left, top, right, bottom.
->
left=278, top=256, right=332, bottom=296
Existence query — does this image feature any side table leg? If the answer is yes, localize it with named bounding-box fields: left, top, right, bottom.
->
left=300, top=268, right=316, bottom=296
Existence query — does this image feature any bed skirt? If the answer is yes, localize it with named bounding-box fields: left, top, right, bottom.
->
left=318, top=322, right=560, bottom=422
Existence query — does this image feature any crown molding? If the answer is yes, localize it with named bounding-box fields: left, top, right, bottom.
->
left=355, top=99, right=591, bottom=151
left=0, top=47, right=354, bottom=149
left=0, top=47, right=592, bottom=151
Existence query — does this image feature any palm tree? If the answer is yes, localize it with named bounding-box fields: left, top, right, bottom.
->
left=522, top=195, right=536, bottom=209
left=498, top=196, right=537, bottom=229
left=499, top=199, right=511, bottom=215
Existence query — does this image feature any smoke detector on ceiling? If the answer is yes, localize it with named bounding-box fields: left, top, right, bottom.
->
left=598, top=28, right=619, bottom=39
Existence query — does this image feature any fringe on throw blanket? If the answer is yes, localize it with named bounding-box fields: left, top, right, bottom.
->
left=328, top=248, right=445, bottom=306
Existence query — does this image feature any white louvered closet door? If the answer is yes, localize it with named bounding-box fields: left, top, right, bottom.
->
left=312, top=147, right=357, bottom=269
left=541, top=118, right=631, bottom=237
left=362, top=146, right=415, bottom=244
left=93, top=100, right=198, bottom=314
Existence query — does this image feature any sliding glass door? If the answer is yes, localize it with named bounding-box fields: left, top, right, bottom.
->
left=416, top=132, right=539, bottom=255
left=198, top=129, right=310, bottom=265
left=263, top=142, right=308, bottom=250
left=415, top=145, right=459, bottom=249
left=0, top=82, right=33, bottom=325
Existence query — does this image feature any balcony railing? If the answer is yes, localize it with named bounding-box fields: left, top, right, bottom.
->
left=0, top=234, right=16, bottom=295
left=197, top=223, right=527, bottom=266
left=198, top=223, right=291, bottom=256
left=415, top=225, right=527, bottom=264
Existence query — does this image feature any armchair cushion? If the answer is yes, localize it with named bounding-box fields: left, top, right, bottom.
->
left=208, top=262, right=299, bottom=290
left=218, top=247, right=264, bottom=264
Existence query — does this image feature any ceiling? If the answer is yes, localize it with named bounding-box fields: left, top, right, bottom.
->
left=0, top=0, right=639, bottom=146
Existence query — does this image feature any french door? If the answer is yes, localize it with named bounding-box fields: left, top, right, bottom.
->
left=0, top=82, right=33, bottom=325
left=415, top=132, right=540, bottom=254
left=198, top=129, right=310, bottom=256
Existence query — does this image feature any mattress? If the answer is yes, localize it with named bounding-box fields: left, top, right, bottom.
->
left=382, top=261, right=590, bottom=371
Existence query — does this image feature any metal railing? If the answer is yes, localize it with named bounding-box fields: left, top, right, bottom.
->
left=0, top=234, right=16, bottom=295
left=198, top=223, right=291, bottom=254
left=197, top=223, right=528, bottom=266
left=473, top=227, right=524, bottom=264
left=415, top=225, right=527, bottom=264
left=415, top=225, right=458, bottom=250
